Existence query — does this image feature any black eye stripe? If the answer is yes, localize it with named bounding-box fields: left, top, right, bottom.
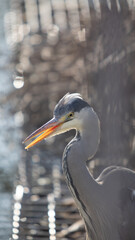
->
left=54, top=98, right=90, bottom=117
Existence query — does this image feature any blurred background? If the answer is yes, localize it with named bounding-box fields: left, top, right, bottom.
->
left=0, top=0, right=135, bottom=239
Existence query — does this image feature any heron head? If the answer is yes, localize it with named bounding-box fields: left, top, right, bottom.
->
left=23, top=93, right=90, bottom=149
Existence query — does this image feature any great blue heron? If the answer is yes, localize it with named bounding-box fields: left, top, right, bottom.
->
left=24, top=93, right=135, bottom=240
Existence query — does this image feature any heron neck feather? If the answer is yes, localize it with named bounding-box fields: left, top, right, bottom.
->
left=62, top=108, right=101, bottom=239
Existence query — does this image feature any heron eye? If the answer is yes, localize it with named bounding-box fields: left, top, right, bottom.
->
left=68, top=112, right=74, bottom=118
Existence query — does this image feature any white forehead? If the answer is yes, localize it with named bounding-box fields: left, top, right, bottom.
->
left=60, top=93, right=82, bottom=105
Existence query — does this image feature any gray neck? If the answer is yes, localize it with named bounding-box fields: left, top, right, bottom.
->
left=79, top=107, right=100, bottom=161
left=62, top=108, right=101, bottom=239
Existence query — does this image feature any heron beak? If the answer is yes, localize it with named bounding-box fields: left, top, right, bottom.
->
left=23, top=117, right=63, bottom=150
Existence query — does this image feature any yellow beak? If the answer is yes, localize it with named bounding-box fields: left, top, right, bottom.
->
left=23, top=117, right=62, bottom=150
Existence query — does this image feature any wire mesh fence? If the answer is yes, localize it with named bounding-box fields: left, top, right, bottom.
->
left=6, top=0, right=135, bottom=166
